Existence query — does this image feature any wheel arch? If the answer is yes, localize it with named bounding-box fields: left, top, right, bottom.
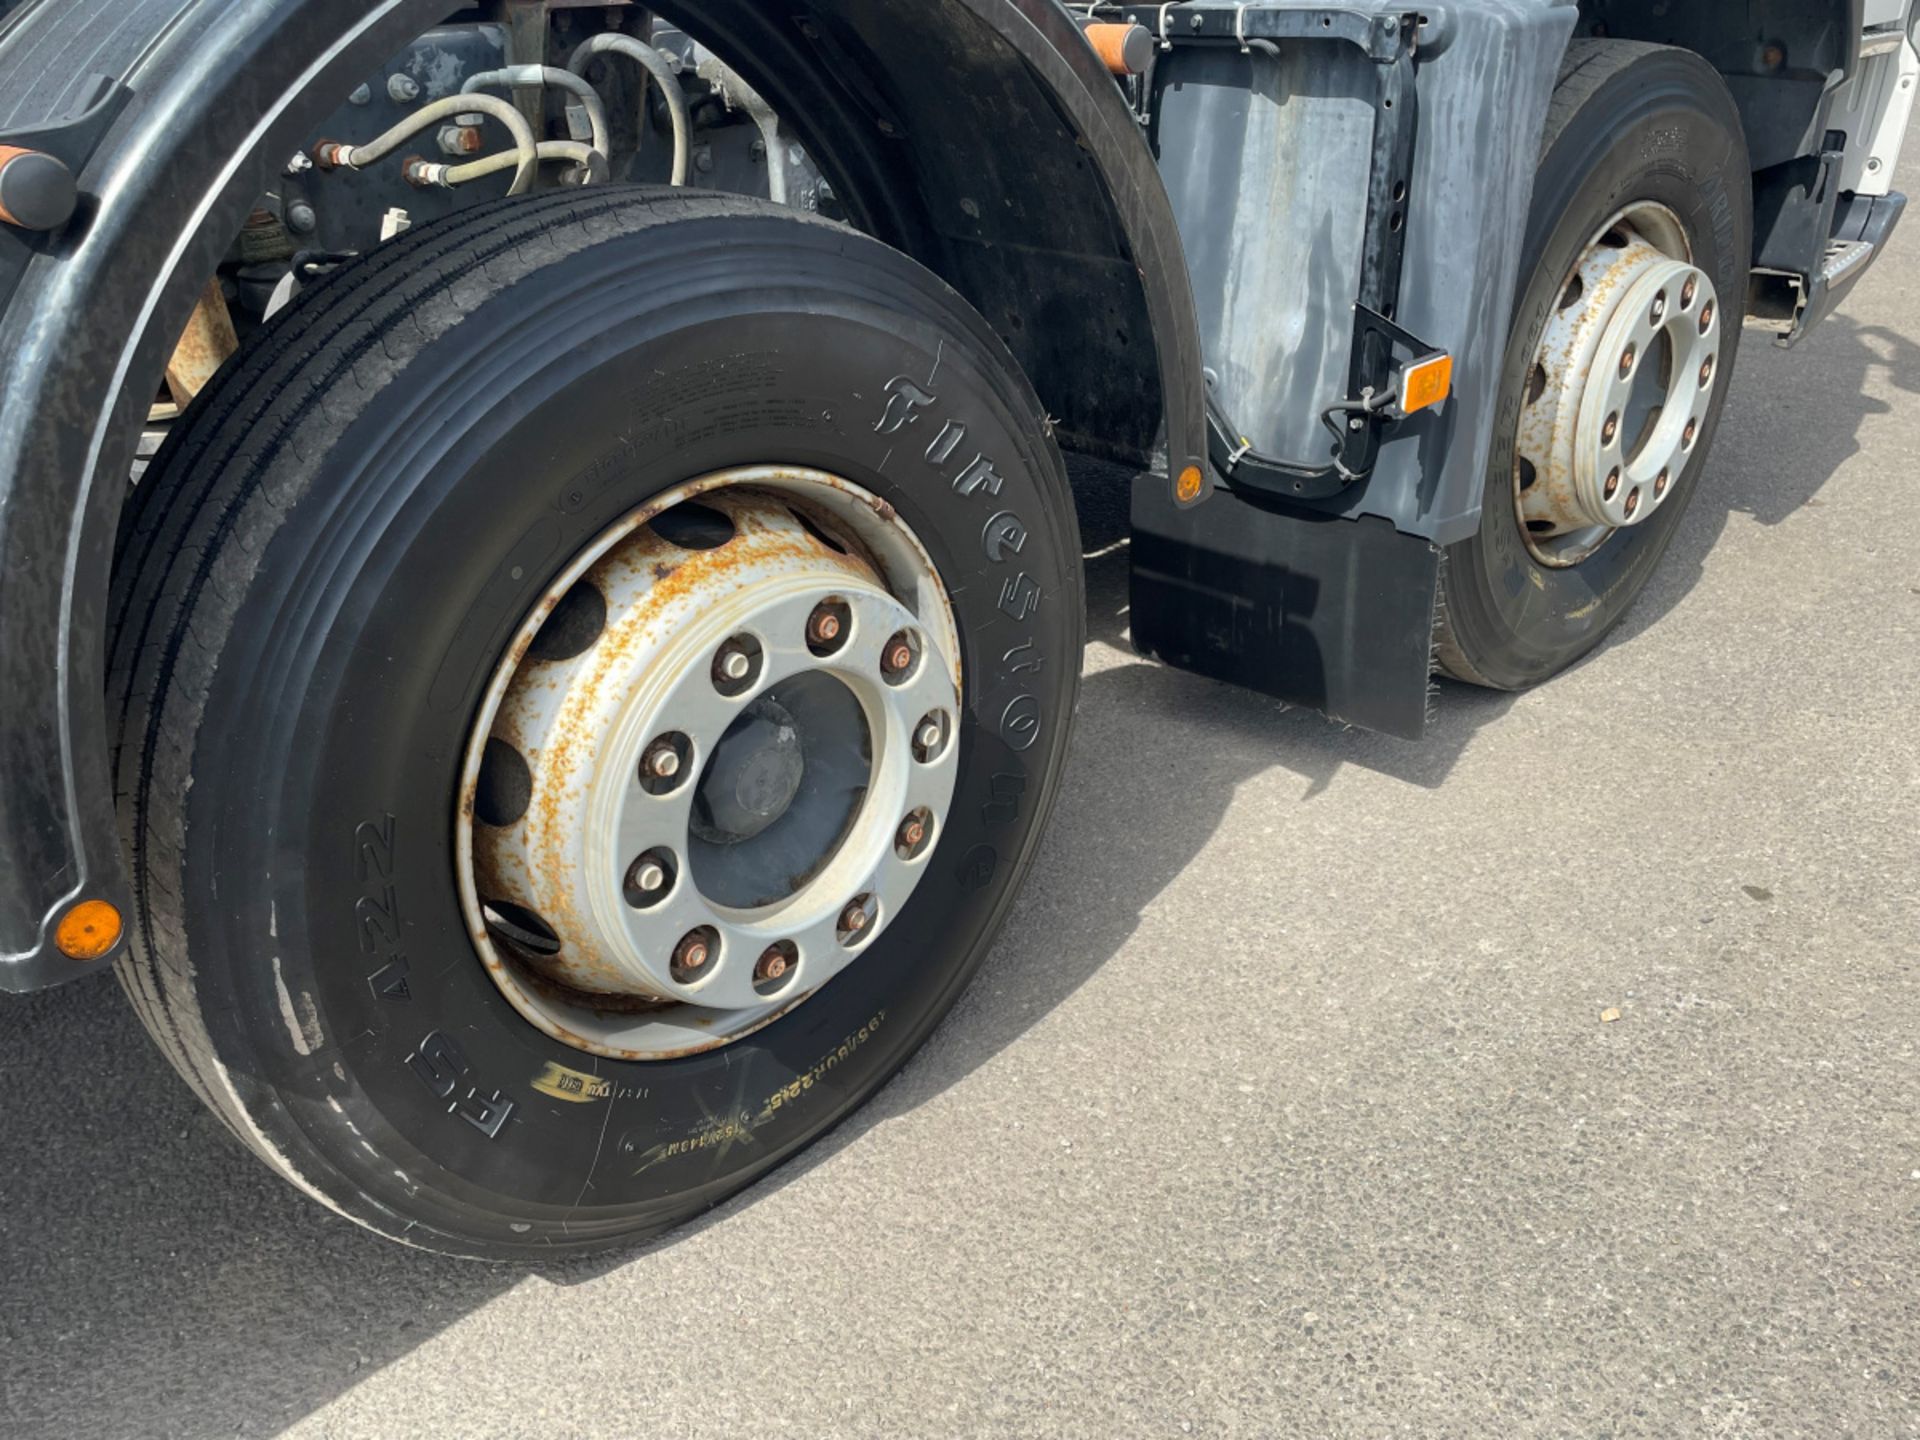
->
left=1573, top=0, right=1867, bottom=170
left=0, top=0, right=1204, bottom=988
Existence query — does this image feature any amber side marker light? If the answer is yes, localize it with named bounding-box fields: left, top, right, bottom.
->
left=1398, top=353, right=1454, bottom=416
left=55, top=899, right=123, bottom=961
left=1174, top=464, right=1205, bottom=503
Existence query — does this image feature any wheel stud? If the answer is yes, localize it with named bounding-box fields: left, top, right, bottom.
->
left=1618, top=343, right=1636, bottom=378
left=671, top=927, right=717, bottom=981
left=1698, top=355, right=1714, bottom=388
left=1603, top=467, right=1621, bottom=500
left=1654, top=468, right=1670, bottom=497
left=632, top=859, right=666, bottom=893
left=912, top=713, right=947, bottom=762
left=837, top=896, right=873, bottom=944
left=896, top=807, right=932, bottom=858
left=1681, top=276, right=1698, bottom=308
left=881, top=629, right=917, bottom=683
left=711, top=635, right=762, bottom=694
left=644, top=744, right=680, bottom=780
left=1601, top=411, right=1619, bottom=445
left=717, top=649, right=750, bottom=681
left=754, top=942, right=795, bottom=988
left=1683, top=418, right=1698, bottom=449
left=1649, top=291, right=1666, bottom=325
left=1698, top=300, right=1715, bottom=333
left=1624, top=488, right=1641, bottom=518
left=639, top=732, right=690, bottom=794
left=806, top=598, right=851, bottom=656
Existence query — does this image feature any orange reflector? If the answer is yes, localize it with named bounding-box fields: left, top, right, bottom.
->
left=1399, top=353, right=1454, bottom=415
left=55, top=899, right=123, bottom=961
left=1174, top=464, right=1205, bottom=503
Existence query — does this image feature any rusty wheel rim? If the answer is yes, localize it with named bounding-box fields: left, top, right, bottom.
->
left=1512, top=202, right=1722, bottom=567
left=454, top=467, right=962, bottom=1061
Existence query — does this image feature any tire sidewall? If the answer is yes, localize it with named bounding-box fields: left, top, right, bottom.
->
left=181, top=216, right=1081, bottom=1254
left=1450, top=49, right=1751, bottom=689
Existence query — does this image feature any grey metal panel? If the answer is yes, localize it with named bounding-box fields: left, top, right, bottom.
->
left=1155, top=0, right=1577, bottom=545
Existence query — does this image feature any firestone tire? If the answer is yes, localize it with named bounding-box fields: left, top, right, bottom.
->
left=1435, top=40, right=1752, bottom=689
left=107, top=190, right=1082, bottom=1259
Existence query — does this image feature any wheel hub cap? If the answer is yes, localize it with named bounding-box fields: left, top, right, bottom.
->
left=1515, top=206, right=1722, bottom=566
left=457, top=468, right=962, bottom=1060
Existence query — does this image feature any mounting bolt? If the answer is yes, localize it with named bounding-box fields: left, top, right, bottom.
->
left=387, top=72, right=421, bottom=103
left=839, top=899, right=870, bottom=935
left=755, top=945, right=792, bottom=985
left=881, top=632, right=916, bottom=680
left=897, top=815, right=927, bottom=852
left=673, top=931, right=712, bottom=973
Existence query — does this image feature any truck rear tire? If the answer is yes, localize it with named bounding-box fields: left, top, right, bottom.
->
left=107, top=190, right=1081, bottom=1258
left=1435, top=40, right=1751, bottom=689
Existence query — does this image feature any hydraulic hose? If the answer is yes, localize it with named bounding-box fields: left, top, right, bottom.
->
left=418, top=141, right=608, bottom=188
left=320, top=93, right=538, bottom=196
left=566, top=33, right=691, bottom=186
left=463, top=65, right=612, bottom=161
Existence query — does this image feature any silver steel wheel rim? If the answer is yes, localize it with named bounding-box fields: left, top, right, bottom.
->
left=455, top=467, right=963, bottom=1061
left=1514, top=202, right=1722, bottom=567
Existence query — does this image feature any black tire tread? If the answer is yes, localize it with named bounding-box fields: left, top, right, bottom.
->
left=106, top=189, right=858, bottom=1219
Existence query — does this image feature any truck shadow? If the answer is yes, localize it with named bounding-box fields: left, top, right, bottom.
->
left=1599, top=311, right=1920, bottom=652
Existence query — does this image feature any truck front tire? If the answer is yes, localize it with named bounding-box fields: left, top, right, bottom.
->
left=108, top=191, right=1082, bottom=1258
left=1436, top=40, right=1752, bottom=689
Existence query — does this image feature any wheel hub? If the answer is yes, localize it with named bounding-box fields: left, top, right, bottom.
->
left=1514, top=204, right=1722, bottom=566
left=457, top=468, right=962, bottom=1060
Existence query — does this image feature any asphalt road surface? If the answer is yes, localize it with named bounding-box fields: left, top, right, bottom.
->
left=5, top=183, right=1919, bottom=1440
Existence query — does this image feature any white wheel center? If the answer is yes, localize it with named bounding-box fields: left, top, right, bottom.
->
left=1513, top=205, right=1722, bottom=566
left=455, top=468, right=962, bottom=1061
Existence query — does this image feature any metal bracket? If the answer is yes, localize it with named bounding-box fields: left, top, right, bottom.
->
left=1129, top=3, right=1432, bottom=501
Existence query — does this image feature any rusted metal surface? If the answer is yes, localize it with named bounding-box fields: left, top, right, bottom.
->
left=161, top=279, right=238, bottom=410
left=454, top=467, right=962, bottom=1062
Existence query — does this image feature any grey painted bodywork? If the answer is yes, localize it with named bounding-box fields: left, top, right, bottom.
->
left=1156, top=0, right=1578, bottom=546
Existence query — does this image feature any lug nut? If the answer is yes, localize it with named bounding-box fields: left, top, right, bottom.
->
left=1649, top=292, right=1667, bottom=324
left=1654, top=468, right=1670, bottom=497
left=755, top=946, right=792, bottom=986
left=840, top=899, right=870, bottom=935
left=672, top=929, right=714, bottom=976
left=1683, top=418, right=1698, bottom=448
left=718, top=649, right=750, bottom=680
left=1699, top=300, right=1715, bottom=333
left=1603, top=467, right=1621, bottom=500
left=1681, top=276, right=1698, bottom=308
left=1698, top=356, right=1715, bottom=388
left=1624, top=488, right=1641, bottom=517
left=1618, top=343, right=1636, bottom=378
left=881, top=630, right=916, bottom=681
left=646, top=746, right=680, bottom=779
left=898, top=816, right=928, bottom=853
left=1602, top=411, right=1619, bottom=445
left=808, top=610, right=841, bottom=645
left=632, top=860, right=666, bottom=892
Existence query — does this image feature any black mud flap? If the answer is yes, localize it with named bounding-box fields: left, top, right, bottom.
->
left=1129, top=473, right=1439, bottom=740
